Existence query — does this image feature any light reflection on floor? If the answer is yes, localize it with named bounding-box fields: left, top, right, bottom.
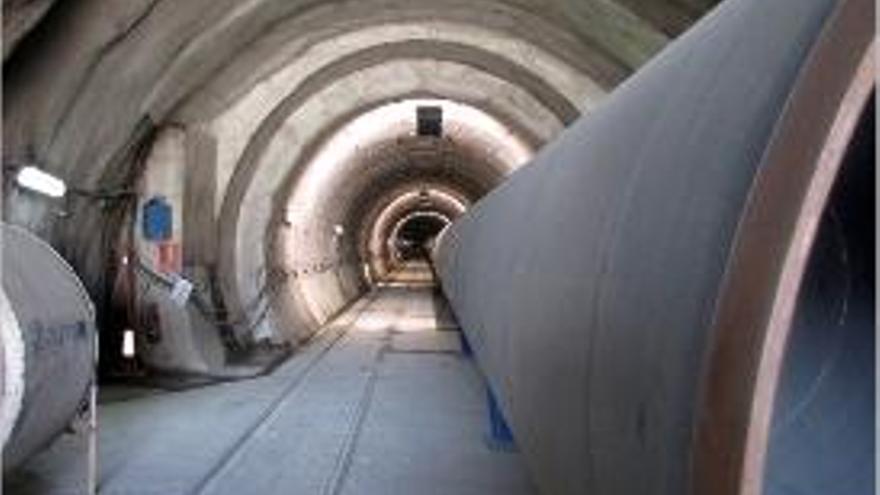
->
left=376, top=260, right=436, bottom=288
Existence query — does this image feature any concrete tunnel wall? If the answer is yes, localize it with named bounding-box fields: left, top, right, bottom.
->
left=434, top=0, right=874, bottom=493
left=1, top=0, right=736, bottom=474
left=257, top=98, right=534, bottom=344
left=2, top=0, right=720, bottom=374
left=5, top=12, right=593, bottom=373
left=110, top=94, right=542, bottom=373
left=213, top=60, right=570, bottom=347
left=361, top=187, right=469, bottom=280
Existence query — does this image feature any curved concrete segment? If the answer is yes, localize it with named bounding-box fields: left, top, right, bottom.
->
left=1, top=223, right=97, bottom=471
left=2, top=0, right=717, bottom=379
left=435, top=0, right=874, bottom=493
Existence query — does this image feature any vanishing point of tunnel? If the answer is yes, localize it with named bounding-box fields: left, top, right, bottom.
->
left=0, top=0, right=876, bottom=494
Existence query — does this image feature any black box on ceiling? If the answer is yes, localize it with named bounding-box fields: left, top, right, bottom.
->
left=417, top=106, right=443, bottom=137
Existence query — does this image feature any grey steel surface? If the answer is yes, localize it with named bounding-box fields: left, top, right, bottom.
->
left=1, top=223, right=97, bottom=471
left=690, top=2, right=875, bottom=493
left=434, top=0, right=871, bottom=493
left=762, top=122, right=874, bottom=494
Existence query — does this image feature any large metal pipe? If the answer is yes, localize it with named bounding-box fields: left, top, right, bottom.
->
left=435, top=0, right=874, bottom=493
left=1, top=223, right=96, bottom=471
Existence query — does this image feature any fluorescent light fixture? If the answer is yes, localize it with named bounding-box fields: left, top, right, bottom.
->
left=15, top=166, right=66, bottom=198
left=122, top=329, right=136, bottom=358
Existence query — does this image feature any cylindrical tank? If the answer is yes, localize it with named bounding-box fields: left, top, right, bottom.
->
left=1, top=223, right=96, bottom=471
left=435, top=0, right=874, bottom=493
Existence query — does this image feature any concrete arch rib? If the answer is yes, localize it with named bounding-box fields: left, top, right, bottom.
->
left=210, top=38, right=579, bottom=222
left=157, top=2, right=623, bottom=121
left=211, top=38, right=579, bottom=216
left=213, top=59, right=567, bottom=341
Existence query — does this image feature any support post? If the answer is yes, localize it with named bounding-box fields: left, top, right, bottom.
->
left=485, top=387, right=516, bottom=452
left=87, top=329, right=99, bottom=494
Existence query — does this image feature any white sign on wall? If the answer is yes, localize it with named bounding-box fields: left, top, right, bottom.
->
left=169, top=276, right=194, bottom=307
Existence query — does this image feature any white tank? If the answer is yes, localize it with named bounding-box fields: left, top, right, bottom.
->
left=1, top=223, right=96, bottom=471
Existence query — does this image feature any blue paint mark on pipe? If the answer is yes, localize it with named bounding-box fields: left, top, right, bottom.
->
left=459, top=330, right=472, bottom=357
left=485, top=387, right=517, bottom=452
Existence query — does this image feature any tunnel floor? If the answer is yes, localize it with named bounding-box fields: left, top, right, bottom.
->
left=7, top=265, right=536, bottom=495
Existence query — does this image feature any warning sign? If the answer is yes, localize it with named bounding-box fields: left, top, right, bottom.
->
left=157, top=242, right=181, bottom=274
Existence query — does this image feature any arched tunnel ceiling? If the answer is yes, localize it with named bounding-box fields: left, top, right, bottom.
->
left=175, top=25, right=599, bottom=123
left=1, top=0, right=56, bottom=59
left=389, top=212, right=451, bottom=260
left=1, top=0, right=720, bottom=350
left=3, top=0, right=717, bottom=188
left=282, top=98, right=527, bottom=224
left=212, top=57, right=564, bottom=219
left=369, top=189, right=466, bottom=269
left=256, top=98, right=528, bottom=338
left=357, top=182, right=471, bottom=266
left=217, top=82, right=544, bottom=331
left=329, top=135, right=505, bottom=214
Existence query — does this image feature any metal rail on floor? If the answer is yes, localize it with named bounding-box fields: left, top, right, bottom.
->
left=186, top=292, right=380, bottom=495
left=322, top=340, right=385, bottom=495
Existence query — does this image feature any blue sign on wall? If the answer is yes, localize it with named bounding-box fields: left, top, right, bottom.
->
left=142, top=196, right=172, bottom=241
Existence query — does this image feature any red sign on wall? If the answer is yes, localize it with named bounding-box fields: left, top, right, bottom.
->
left=157, top=241, right=181, bottom=274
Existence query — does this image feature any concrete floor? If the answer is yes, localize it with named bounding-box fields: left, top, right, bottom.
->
left=6, top=267, right=536, bottom=495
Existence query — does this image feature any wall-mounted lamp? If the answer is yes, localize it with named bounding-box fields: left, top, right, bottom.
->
left=334, top=224, right=345, bottom=237
left=121, top=329, right=136, bottom=358
left=15, top=166, right=67, bottom=198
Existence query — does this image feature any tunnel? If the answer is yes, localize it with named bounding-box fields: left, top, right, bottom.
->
left=0, top=0, right=875, bottom=493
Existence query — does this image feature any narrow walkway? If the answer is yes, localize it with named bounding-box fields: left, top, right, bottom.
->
left=8, top=271, right=536, bottom=495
